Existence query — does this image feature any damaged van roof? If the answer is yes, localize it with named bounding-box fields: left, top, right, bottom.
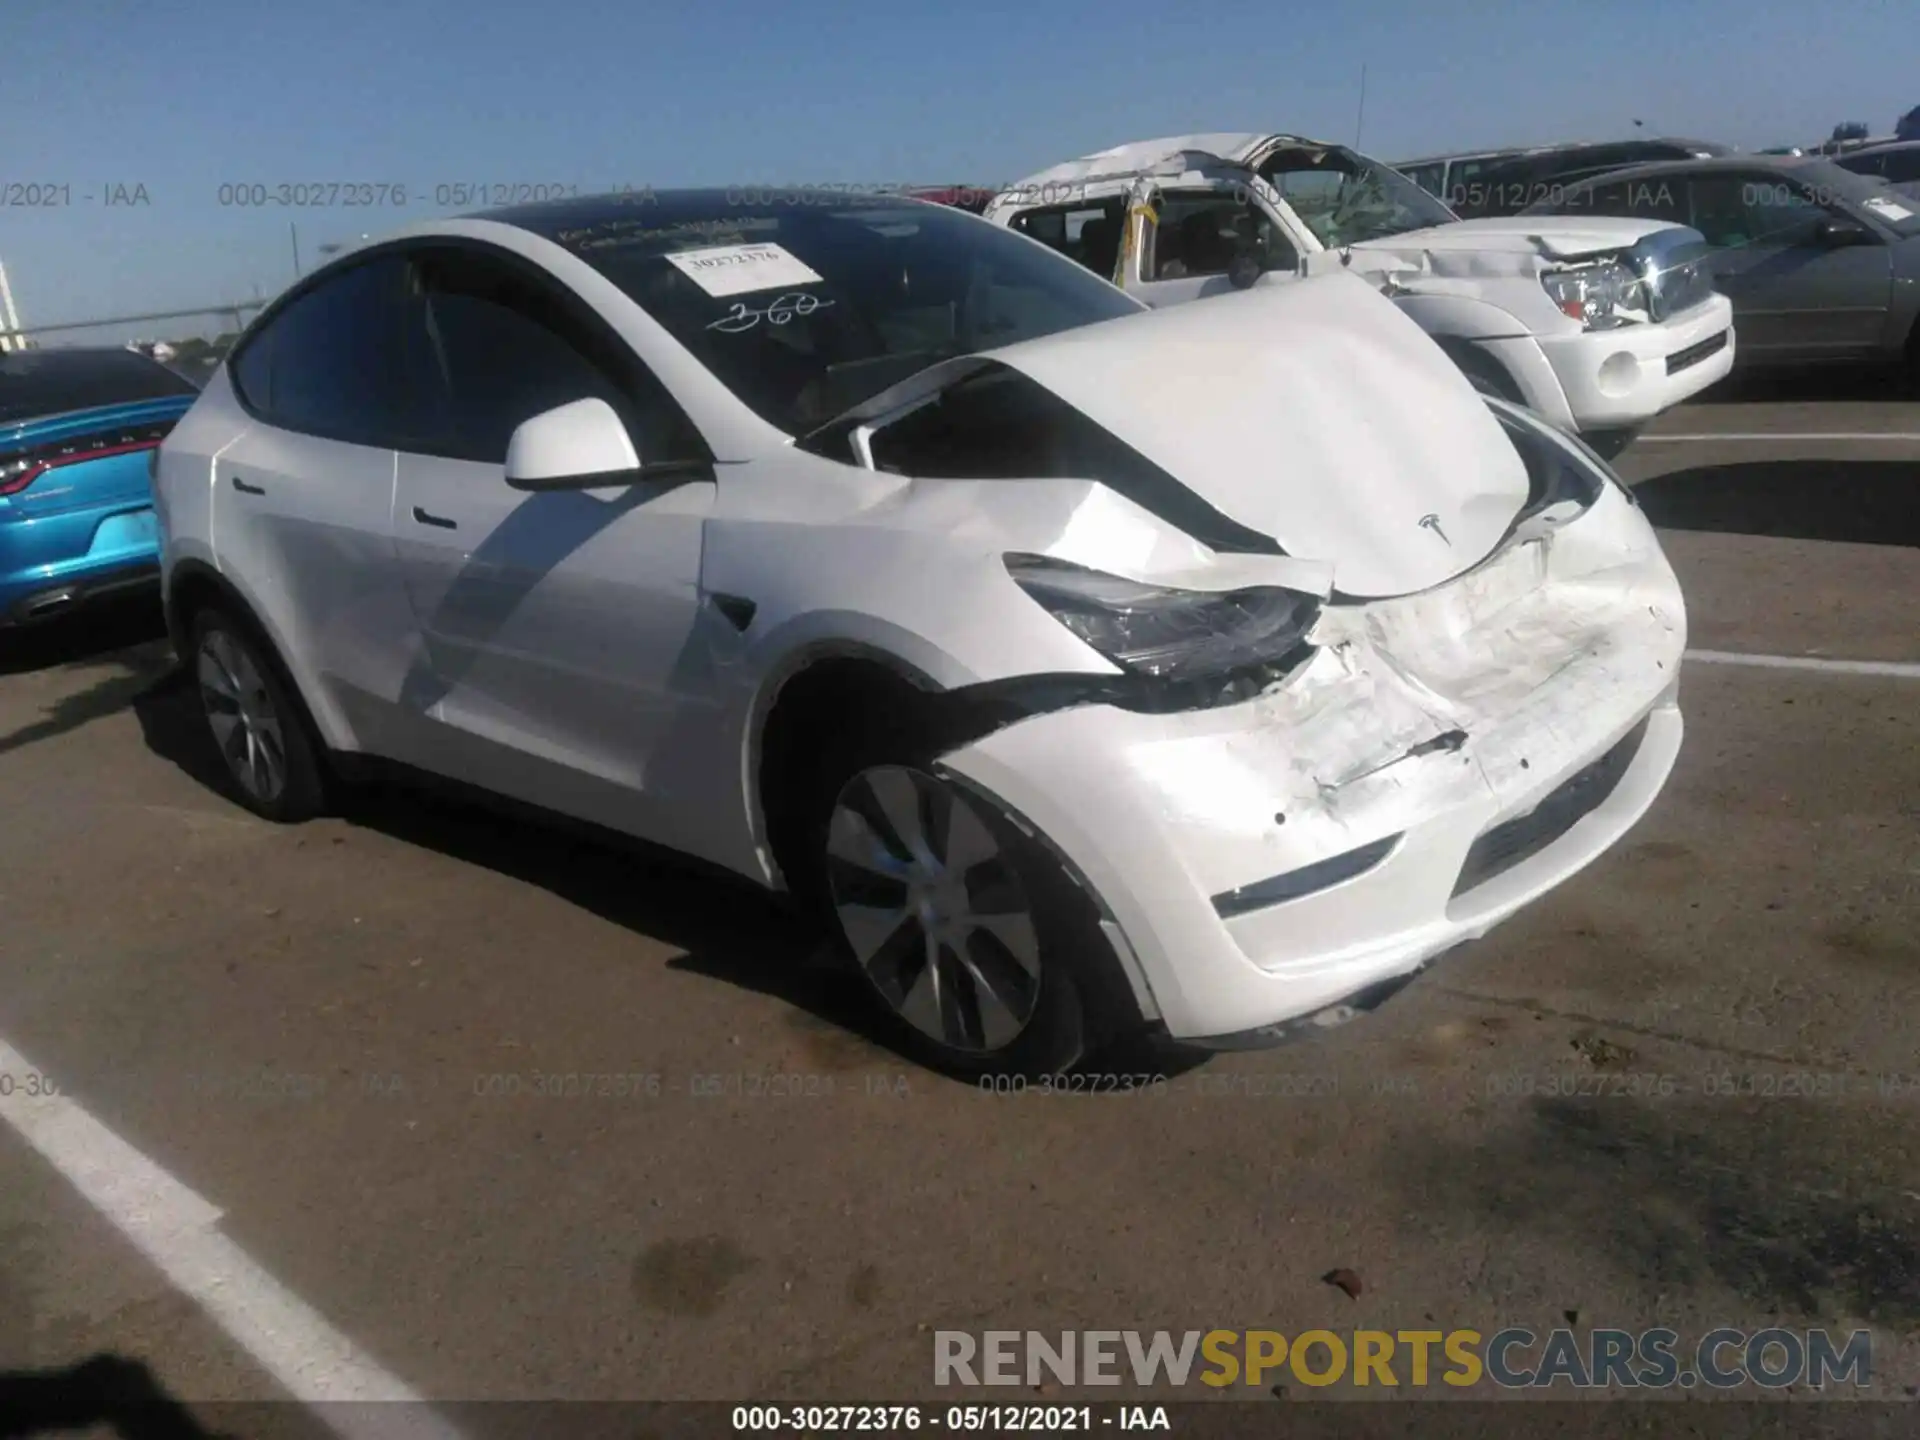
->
left=1007, top=133, right=1334, bottom=191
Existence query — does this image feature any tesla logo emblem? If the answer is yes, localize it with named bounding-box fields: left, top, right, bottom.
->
left=1419, top=513, right=1451, bottom=545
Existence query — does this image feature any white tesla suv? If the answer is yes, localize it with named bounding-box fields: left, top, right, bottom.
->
left=154, top=190, right=1687, bottom=1077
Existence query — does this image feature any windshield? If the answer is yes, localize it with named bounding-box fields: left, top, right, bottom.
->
left=540, top=194, right=1146, bottom=434
left=1257, top=143, right=1460, bottom=246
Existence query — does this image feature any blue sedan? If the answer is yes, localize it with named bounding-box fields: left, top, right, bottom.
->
left=1, top=347, right=199, bottom=626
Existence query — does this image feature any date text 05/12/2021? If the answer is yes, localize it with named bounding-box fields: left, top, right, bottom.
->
left=730, top=1406, right=1166, bottom=1432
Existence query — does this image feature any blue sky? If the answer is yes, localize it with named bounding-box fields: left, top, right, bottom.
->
left=6, top=0, right=1912, bottom=341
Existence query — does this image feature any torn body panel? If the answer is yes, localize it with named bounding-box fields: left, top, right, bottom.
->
left=936, top=479, right=1684, bottom=1040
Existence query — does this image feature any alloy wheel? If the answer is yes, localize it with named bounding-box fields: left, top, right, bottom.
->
left=196, top=628, right=288, bottom=805
left=825, top=765, right=1042, bottom=1054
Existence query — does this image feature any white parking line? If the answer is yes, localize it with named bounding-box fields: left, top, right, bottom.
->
left=1641, top=432, right=1920, bottom=443
left=1686, top=648, right=1920, bottom=679
left=0, top=1036, right=466, bottom=1440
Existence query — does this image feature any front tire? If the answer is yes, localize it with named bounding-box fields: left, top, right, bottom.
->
left=803, top=745, right=1116, bottom=1080
left=189, top=607, right=328, bottom=823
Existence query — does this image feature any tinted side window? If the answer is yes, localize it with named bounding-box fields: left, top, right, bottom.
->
left=1739, top=175, right=1825, bottom=245
left=1881, top=150, right=1920, bottom=182
left=1400, top=163, right=1445, bottom=197
left=1150, top=190, right=1296, bottom=279
left=229, top=324, right=274, bottom=412
left=1010, top=201, right=1126, bottom=278
left=403, top=247, right=708, bottom=467
left=241, top=257, right=409, bottom=446
left=1687, top=177, right=1755, bottom=248
left=1565, top=176, right=1690, bottom=223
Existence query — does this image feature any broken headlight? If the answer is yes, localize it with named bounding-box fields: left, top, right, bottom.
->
left=1540, top=259, right=1647, bottom=329
left=1004, top=555, right=1321, bottom=685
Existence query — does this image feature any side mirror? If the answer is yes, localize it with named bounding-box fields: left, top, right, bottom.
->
left=1817, top=216, right=1875, bottom=246
left=1227, top=246, right=1265, bottom=290
left=505, top=397, right=642, bottom=492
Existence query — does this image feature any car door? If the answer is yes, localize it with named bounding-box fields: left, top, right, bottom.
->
left=384, top=241, right=722, bottom=841
left=1684, top=173, right=1895, bottom=360
left=1126, top=185, right=1300, bottom=307
left=215, top=254, right=418, bottom=753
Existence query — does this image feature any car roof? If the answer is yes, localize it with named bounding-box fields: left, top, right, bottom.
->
left=1003, top=133, right=1319, bottom=191
left=1392, top=144, right=1571, bottom=167
left=0, top=346, right=199, bottom=426
left=1537, top=153, right=1816, bottom=189
left=467, top=186, right=943, bottom=240
left=1844, top=138, right=1920, bottom=155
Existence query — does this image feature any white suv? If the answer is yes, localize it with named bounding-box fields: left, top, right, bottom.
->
left=153, top=189, right=1684, bottom=1077
left=985, top=133, right=1737, bottom=452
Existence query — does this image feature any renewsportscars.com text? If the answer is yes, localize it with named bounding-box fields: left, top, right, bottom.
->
left=934, top=1327, right=1873, bottom=1390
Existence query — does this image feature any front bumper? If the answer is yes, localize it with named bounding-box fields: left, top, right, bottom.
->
left=938, top=484, right=1687, bottom=1043
left=1515, top=293, right=1736, bottom=431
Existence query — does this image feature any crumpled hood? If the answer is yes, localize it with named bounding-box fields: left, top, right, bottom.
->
left=985, top=271, right=1531, bottom=598
left=1353, top=214, right=1684, bottom=260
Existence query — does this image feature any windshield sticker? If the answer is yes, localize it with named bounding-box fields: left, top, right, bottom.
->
left=707, top=291, right=835, bottom=333
left=1862, top=195, right=1914, bottom=221
left=665, top=242, right=824, bottom=297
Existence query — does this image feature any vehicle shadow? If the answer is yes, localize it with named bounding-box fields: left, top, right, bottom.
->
left=0, top=601, right=176, bottom=761
left=0, top=596, right=168, bottom=678
left=0, top=1354, right=240, bottom=1440
left=125, top=662, right=900, bottom=1057
left=128, top=664, right=1205, bottom=1082
left=1634, top=457, right=1920, bottom=547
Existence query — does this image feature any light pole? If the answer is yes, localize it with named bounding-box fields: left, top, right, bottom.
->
left=0, top=256, right=24, bottom=351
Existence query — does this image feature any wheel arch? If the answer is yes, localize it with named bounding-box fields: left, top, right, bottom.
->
left=746, top=640, right=951, bottom=893
left=164, top=558, right=345, bottom=753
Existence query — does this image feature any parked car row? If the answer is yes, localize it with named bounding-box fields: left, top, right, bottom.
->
left=1514, top=156, right=1920, bottom=372
left=1393, top=110, right=1920, bottom=214
left=1396, top=137, right=1732, bottom=218
left=115, top=189, right=1685, bottom=1077
left=0, top=125, right=1762, bottom=1072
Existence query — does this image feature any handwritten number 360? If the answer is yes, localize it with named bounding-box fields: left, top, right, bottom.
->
left=708, top=292, right=834, bottom=333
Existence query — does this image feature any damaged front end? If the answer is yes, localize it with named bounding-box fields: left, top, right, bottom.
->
left=929, top=397, right=1685, bottom=1041
left=1321, top=220, right=1719, bottom=329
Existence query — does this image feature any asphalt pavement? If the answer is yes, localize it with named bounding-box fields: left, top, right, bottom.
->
left=0, top=370, right=1916, bottom=1431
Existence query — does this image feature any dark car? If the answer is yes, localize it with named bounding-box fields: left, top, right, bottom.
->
left=1448, top=138, right=1734, bottom=218
left=1, top=347, right=200, bottom=626
left=1519, top=155, right=1920, bottom=377
left=1833, top=140, right=1920, bottom=186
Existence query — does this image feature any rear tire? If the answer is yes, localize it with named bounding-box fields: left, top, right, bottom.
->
left=789, top=721, right=1122, bottom=1080
left=188, top=606, right=329, bottom=823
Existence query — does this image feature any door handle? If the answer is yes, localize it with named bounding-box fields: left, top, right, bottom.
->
left=231, top=475, right=265, bottom=495
left=412, top=505, right=457, bottom=529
